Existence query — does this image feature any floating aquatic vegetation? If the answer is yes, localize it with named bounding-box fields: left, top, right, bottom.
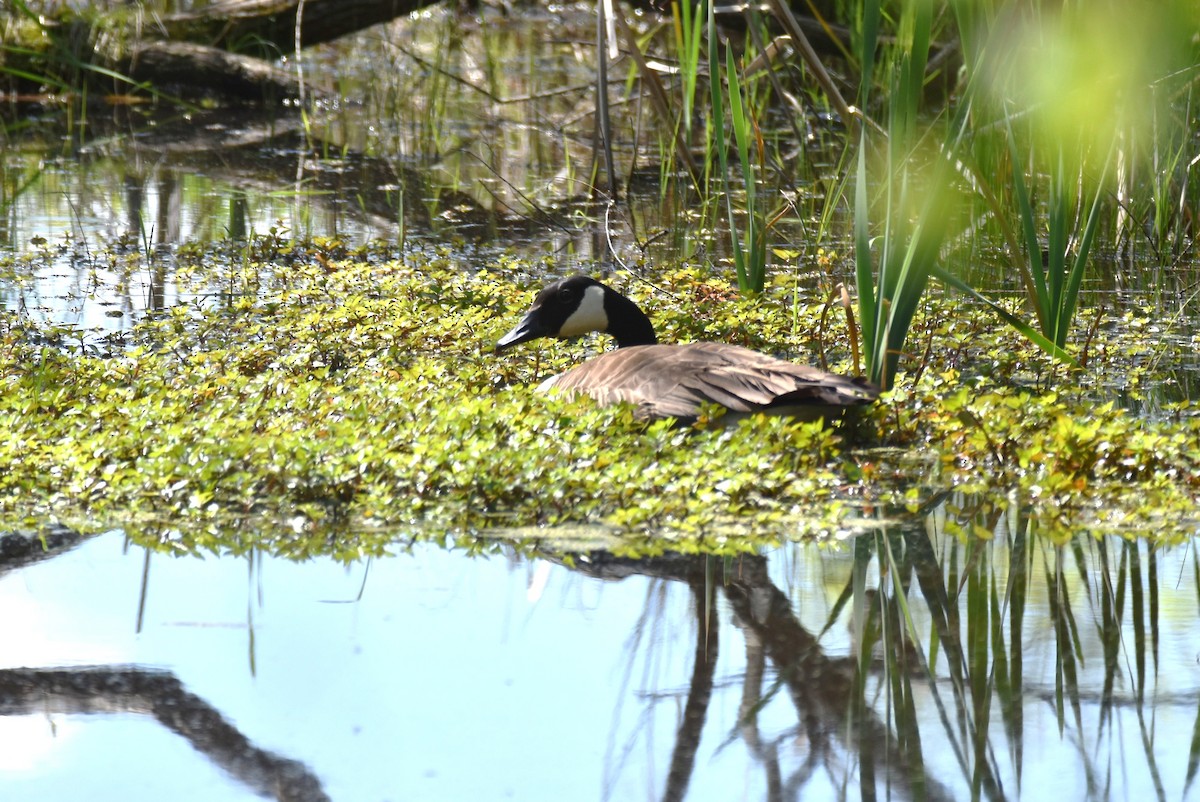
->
left=0, top=247, right=1196, bottom=557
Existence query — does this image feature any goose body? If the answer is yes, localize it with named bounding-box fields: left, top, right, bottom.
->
left=496, top=275, right=878, bottom=422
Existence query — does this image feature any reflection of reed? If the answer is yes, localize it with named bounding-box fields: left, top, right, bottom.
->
left=568, top=550, right=955, bottom=801
left=0, top=666, right=329, bottom=802
left=722, top=552, right=957, bottom=802
left=573, top=518, right=1199, bottom=800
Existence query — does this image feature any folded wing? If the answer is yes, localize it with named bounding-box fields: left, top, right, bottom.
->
left=545, top=343, right=877, bottom=421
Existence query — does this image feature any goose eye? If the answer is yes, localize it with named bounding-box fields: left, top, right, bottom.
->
left=558, top=287, right=577, bottom=304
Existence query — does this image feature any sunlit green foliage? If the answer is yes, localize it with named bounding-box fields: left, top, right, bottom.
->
left=0, top=244, right=1197, bottom=558
left=886, top=376, right=1200, bottom=540
left=0, top=253, right=860, bottom=556
left=942, top=1, right=1199, bottom=361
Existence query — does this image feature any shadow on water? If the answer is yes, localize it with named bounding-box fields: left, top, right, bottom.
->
left=3, top=507, right=1198, bottom=801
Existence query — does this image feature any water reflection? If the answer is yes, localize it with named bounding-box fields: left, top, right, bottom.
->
left=0, top=522, right=1197, bottom=800
left=0, top=666, right=328, bottom=801
left=0, top=104, right=640, bottom=336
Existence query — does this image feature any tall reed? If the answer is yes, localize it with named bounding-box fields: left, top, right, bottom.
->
left=708, top=6, right=768, bottom=294
left=853, top=0, right=950, bottom=390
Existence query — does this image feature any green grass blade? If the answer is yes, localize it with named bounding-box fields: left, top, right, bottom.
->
left=1057, top=157, right=1110, bottom=347
left=854, top=139, right=877, bottom=377
left=707, top=7, right=746, bottom=291
left=892, top=0, right=932, bottom=144
left=1046, top=148, right=1070, bottom=343
left=725, top=46, right=758, bottom=291
left=674, top=0, right=705, bottom=131
left=858, top=0, right=880, bottom=106
left=707, top=6, right=727, bottom=184
left=1005, top=119, right=1051, bottom=319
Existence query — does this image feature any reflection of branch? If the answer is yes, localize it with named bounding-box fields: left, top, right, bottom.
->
left=0, top=667, right=329, bottom=802
left=739, top=629, right=784, bottom=802
left=0, top=526, right=84, bottom=574
left=663, top=584, right=719, bottom=802
left=718, top=560, right=956, bottom=802
left=566, top=551, right=956, bottom=802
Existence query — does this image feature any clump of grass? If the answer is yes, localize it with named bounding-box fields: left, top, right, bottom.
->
left=938, top=1, right=1198, bottom=366
left=851, top=0, right=951, bottom=390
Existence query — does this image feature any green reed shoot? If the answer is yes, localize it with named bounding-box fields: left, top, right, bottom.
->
left=1146, top=84, right=1195, bottom=262
left=672, top=0, right=705, bottom=139
left=708, top=7, right=767, bottom=294
left=853, top=0, right=948, bottom=390
left=1007, top=134, right=1108, bottom=351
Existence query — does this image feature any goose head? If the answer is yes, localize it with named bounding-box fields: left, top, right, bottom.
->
left=496, top=275, right=657, bottom=351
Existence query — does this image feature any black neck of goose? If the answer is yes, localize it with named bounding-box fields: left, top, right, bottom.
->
left=604, top=288, right=658, bottom=347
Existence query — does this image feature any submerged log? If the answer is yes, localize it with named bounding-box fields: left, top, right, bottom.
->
left=3, top=0, right=853, bottom=106
left=160, top=0, right=430, bottom=57
left=126, top=41, right=307, bottom=101
left=2, top=0, right=434, bottom=103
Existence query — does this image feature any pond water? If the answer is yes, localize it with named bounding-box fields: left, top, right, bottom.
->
left=3, top=529, right=1198, bottom=801
left=4, top=6, right=1200, bottom=801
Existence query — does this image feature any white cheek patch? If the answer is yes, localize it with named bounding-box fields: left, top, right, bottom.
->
left=557, top=285, right=608, bottom=337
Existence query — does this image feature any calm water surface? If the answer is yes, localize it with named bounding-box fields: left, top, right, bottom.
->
left=2, top=530, right=1198, bottom=801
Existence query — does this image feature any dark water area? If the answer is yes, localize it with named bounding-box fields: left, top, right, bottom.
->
left=3, top=529, right=1198, bottom=801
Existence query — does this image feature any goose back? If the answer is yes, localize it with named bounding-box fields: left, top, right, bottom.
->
left=544, top=342, right=878, bottom=421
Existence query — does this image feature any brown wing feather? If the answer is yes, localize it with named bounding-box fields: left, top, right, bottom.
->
left=544, top=343, right=878, bottom=420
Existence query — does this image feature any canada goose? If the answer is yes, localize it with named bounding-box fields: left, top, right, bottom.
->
left=495, top=275, right=878, bottom=422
